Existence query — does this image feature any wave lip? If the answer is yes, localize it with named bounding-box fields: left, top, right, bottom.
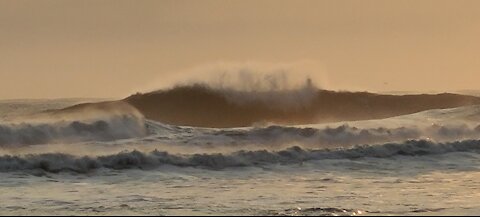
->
left=2, top=139, right=480, bottom=174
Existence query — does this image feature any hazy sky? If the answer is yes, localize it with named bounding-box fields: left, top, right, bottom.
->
left=1, top=0, right=479, bottom=99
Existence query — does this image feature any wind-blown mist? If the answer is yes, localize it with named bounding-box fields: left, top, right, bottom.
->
left=137, top=62, right=329, bottom=94
left=113, top=66, right=480, bottom=127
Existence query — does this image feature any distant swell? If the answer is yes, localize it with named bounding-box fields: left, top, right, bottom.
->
left=2, top=139, right=480, bottom=173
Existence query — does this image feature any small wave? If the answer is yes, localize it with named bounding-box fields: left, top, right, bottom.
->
left=1, top=139, right=480, bottom=174
left=275, top=207, right=365, bottom=216
left=0, top=101, right=147, bottom=146
left=146, top=120, right=480, bottom=149
left=245, top=123, right=480, bottom=145
left=0, top=115, right=147, bottom=146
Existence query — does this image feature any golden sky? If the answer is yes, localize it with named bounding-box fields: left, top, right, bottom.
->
left=1, top=0, right=479, bottom=99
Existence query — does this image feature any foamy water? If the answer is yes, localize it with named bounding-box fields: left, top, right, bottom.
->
left=1, top=99, right=480, bottom=215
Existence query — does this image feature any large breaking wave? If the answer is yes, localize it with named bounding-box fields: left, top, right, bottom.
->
left=124, top=84, right=480, bottom=128
left=1, top=97, right=480, bottom=174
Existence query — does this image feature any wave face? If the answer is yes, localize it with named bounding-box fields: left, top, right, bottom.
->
left=124, top=84, right=480, bottom=127
left=135, top=105, right=480, bottom=150
left=1, top=139, right=480, bottom=174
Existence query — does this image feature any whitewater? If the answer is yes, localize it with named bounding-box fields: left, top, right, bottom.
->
left=1, top=99, right=480, bottom=215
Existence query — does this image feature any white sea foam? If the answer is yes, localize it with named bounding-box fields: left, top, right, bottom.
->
left=1, top=139, right=480, bottom=173
left=1, top=102, right=480, bottom=173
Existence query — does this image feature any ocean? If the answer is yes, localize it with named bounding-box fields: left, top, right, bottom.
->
left=1, top=99, right=480, bottom=215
